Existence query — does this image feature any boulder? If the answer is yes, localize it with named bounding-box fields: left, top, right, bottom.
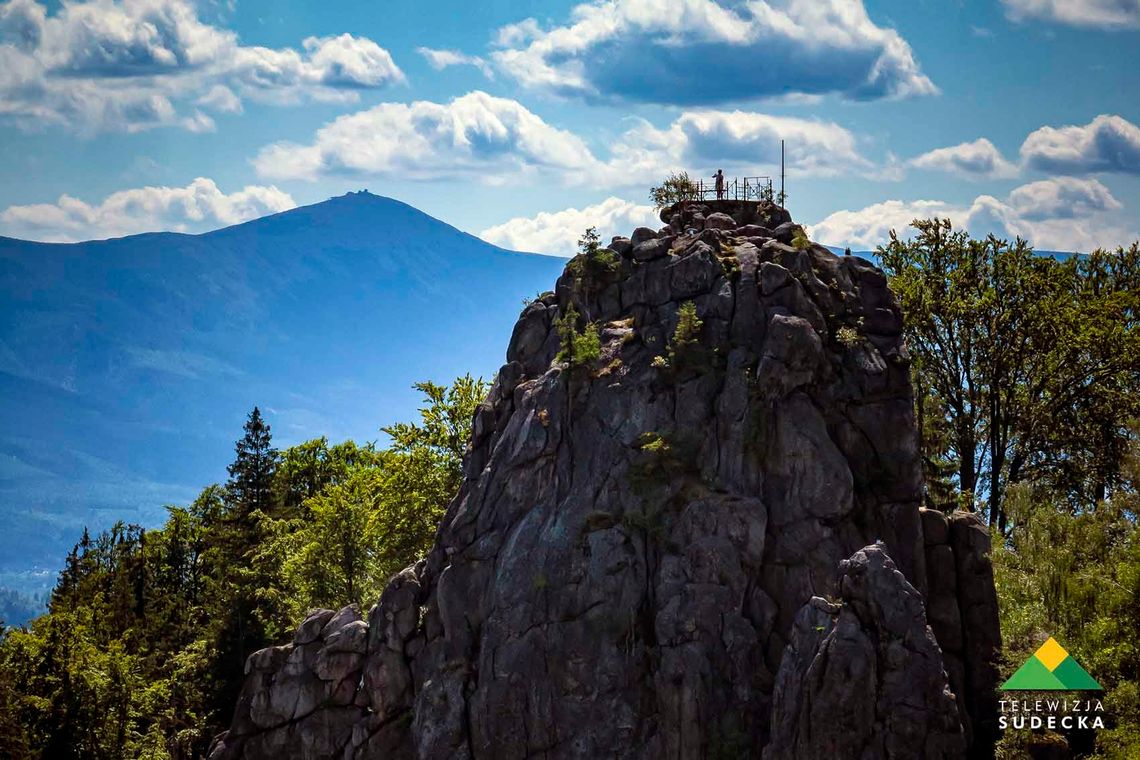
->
left=630, top=226, right=658, bottom=246
left=632, top=235, right=674, bottom=262
left=772, top=221, right=803, bottom=244
left=610, top=236, right=632, bottom=257
left=704, top=212, right=737, bottom=231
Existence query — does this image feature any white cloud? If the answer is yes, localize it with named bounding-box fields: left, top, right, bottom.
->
left=0, top=177, right=295, bottom=242
left=253, top=91, right=885, bottom=189
left=0, top=0, right=404, bottom=133
left=810, top=199, right=960, bottom=250
left=480, top=197, right=659, bottom=256
left=1007, top=176, right=1121, bottom=219
left=490, top=0, right=936, bottom=104
left=301, top=34, right=404, bottom=88
left=253, top=90, right=602, bottom=184
left=196, top=84, right=241, bottom=113
left=1020, top=114, right=1140, bottom=175
left=1002, top=0, right=1140, bottom=29
left=909, top=138, right=1019, bottom=179
left=610, top=110, right=873, bottom=184
left=416, top=46, right=492, bottom=78
left=811, top=177, right=1135, bottom=252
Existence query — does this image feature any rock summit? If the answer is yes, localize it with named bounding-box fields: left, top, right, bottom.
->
left=211, top=199, right=1001, bottom=760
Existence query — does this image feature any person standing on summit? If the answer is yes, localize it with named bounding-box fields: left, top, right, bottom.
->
left=713, top=169, right=725, bottom=199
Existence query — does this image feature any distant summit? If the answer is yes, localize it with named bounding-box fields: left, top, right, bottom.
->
left=0, top=194, right=564, bottom=623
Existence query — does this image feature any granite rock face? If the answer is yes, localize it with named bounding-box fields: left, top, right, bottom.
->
left=211, top=200, right=1001, bottom=760
left=921, top=509, right=1004, bottom=754
left=764, top=543, right=965, bottom=760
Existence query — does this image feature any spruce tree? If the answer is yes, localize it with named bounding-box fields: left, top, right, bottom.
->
left=226, top=407, right=278, bottom=520
left=210, top=407, right=280, bottom=723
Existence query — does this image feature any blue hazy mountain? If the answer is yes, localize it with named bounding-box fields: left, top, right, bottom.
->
left=0, top=191, right=565, bottom=622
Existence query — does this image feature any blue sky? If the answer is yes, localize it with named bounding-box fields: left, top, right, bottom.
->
left=1, top=0, right=1139, bottom=254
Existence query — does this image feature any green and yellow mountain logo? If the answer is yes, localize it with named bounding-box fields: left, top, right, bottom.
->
left=1001, top=637, right=1102, bottom=691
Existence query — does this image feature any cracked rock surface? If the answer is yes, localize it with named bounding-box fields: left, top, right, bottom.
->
left=764, top=543, right=966, bottom=760
left=210, top=201, right=1001, bottom=760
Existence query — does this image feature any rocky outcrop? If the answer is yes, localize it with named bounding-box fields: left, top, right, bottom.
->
left=210, top=607, right=369, bottom=759
left=921, top=508, right=1003, bottom=755
left=211, top=200, right=1001, bottom=759
left=765, top=543, right=966, bottom=759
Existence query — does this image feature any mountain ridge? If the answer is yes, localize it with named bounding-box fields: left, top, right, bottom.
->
left=0, top=192, right=565, bottom=623
left=1, top=192, right=555, bottom=255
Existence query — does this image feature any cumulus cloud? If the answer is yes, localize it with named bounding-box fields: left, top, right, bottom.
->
left=811, top=177, right=1135, bottom=252
left=810, top=199, right=959, bottom=250
left=254, top=90, right=602, bottom=184
left=480, top=197, right=659, bottom=256
left=1002, top=0, right=1140, bottom=29
left=196, top=84, right=241, bottom=113
left=611, top=110, right=873, bottom=183
left=1020, top=114, right=1140, bottom=175
left=416, top=46, right=492, bottom=78
left=909, top=138, right=1019, bottom=179
left=1007, top=177, right=1121, bottom=219
left=0, top=0, right=404, bottom=133
left=253, top=92, right=878, bottom=187
left=0, top=177, right=295, bottom=242
left=489, top=0, right=936, bottom=104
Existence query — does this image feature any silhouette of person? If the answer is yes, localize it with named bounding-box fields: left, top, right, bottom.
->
left=713, top=169, right=725, bottom=200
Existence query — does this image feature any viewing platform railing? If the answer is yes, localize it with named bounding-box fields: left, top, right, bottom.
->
left=690, top=176, right=774, bottom=202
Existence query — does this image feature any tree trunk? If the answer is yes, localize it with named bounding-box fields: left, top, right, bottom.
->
left=958, top=427, right=977, bottom=509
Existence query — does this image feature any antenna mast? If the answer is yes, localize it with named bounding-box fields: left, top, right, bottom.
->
left=780, top=139, right=785, bottom=206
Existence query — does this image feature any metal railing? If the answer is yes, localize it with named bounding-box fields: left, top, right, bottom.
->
left=691, top=176, right=774, bottom=202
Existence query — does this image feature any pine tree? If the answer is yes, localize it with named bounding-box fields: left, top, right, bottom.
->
left=209, top=407, right=281, bottom=724
left=226, top=407, right=278, bottom=520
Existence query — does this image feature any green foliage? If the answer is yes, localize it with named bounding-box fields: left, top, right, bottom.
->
left=720, top=254, right=741, bottom=281
left=0, top=376, right=486, bottom=759
left=564, top=227, right=620, bottom=294
left=791, top=228, right=811, bottom=251
left=993, top=473, right=1140, bottom=757
left=876, top=218, right=1140, bottom=755
left=272, top=437, right=382, bottom=518
left=672, top=301, right=702, bottom=347
left=881, top=219, right=1140, bottom=532
left=554, top=303, right=601, bottom=369
left=649, top=171, right=699, bottom=210
left=656, top=301, right=708, bottom=374
left=835, top=325, right=861, bottom=347
left=629, top=431, right=698, bottom=498
left=226, top=406, right=278, bottom=519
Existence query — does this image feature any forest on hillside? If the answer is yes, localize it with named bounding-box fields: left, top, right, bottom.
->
left=1, top=223, right=1139, bottom=758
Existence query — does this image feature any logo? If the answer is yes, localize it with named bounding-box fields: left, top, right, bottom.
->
left=1001, top=637, right=1102, bottom=691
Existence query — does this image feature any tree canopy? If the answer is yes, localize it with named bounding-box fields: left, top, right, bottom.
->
left=0, top=376, right=486, bottom=759
left=649, top=171, right=699, bottom=210
left=880, top=219, right=1140, bottom=532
